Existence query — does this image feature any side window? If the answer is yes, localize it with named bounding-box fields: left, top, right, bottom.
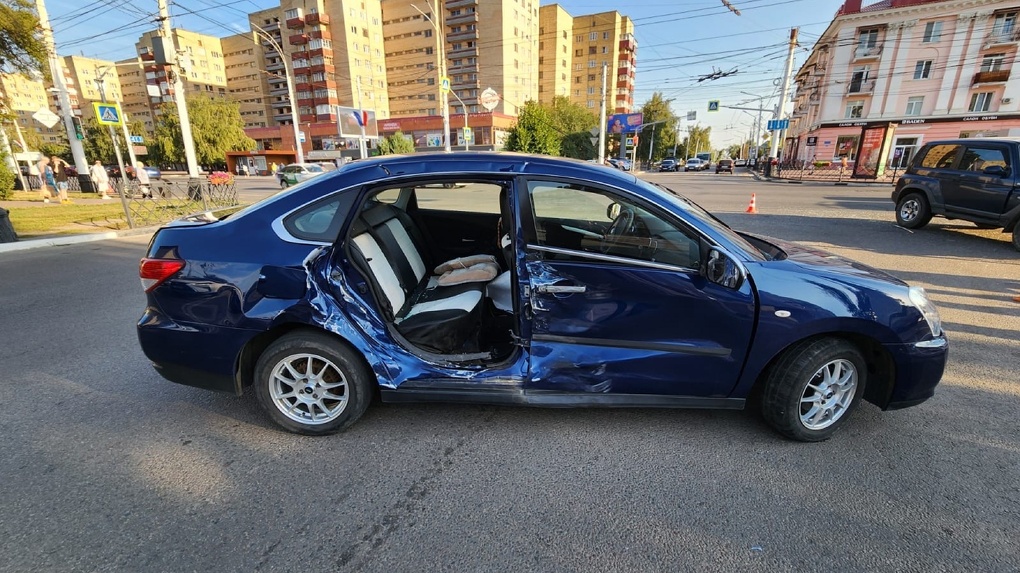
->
left=960, top=147, right=1008, bottom=172
left=411, top=182, right=502, bottom=214
left=527, top=180, right=701, bottom=269
left=283, top=192, right=356, bottom=242
left=918, top=144, right=961, bottom=169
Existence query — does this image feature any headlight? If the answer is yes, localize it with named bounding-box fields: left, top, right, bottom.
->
left=909, top=286, right=942, bottom=337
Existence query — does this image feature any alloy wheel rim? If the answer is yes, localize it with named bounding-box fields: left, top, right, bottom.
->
left=799, top=358, right=858, bottom=430
left=900, top=199, right=919, bottom=221
left=269, top=353, right=349, bottom=425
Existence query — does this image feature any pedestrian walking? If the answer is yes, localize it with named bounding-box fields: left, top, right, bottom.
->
left=236, top=162, right=244, bottom=177
left=89, top=160, right=111, bottom=200
left=37, top=157, right=54, bottom=203
left=135, top=161, right=151, bottom=198
left=241, top=162, right=249, bottom=177
left=51, top=156, right=71, bottom=203
left=269, top=162, right=277, bottom=176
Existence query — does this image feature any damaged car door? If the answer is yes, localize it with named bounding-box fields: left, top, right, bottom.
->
left=520, top=179, right=756, bottom=399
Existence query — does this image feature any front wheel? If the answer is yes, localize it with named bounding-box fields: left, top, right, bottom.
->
left=254, top=331, right=372, bottom=435
left=896, top=192, right=932, bottom=229
left=761, top=338, right=866, bottom=442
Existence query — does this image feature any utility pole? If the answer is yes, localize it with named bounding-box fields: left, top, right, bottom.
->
left=647, top=123, right=656, bottom=167
left=598, top=62, right=607, bottom=164
left=93, top=75, right=129, bottom=207
left=437, top=2, right=450, bottom=152
left=355, top=76, right=367, bottom=159
left=96, top=67, right=136, bottom=168
left=35, top=0, right=91, bottom=190
left=157, top=0, right=201, bottom=177
left=768, top=27, right=798, bottom=167
left=120, top=110, right=139, bottom=168
left=414, top=2, right=450, bottom=152
left=253, top=24, right=302, bottom=164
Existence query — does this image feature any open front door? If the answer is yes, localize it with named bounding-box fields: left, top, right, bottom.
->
left=519, top=179, right=756, bottom=399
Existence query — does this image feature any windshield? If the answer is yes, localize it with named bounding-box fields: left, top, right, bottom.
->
left=637, top=179, right=769, bottom=261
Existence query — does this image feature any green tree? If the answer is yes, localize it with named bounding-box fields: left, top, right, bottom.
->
left=80, top=116, right=118, bottom=164
left=559, top=132, right=596, bottom=160
left=0, top=148, right=14, bottom=199
left=635, top=92, right=678, bottom=164
left=503, top=100, right=559, bottom=155
left=726, top=144, right=742, bottom=159
left=377, top=131, right=415, bottom=155
left=0, top=0, right=46, bottom=75
left=546, top=96, right=598, bottom=159
left=151, top=96, right=254, bottom=166
left=681, top=124, right=712, bottom=160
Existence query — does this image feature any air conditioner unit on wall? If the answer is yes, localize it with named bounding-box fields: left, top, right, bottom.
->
left=1002, top=97, right=1012, bottom=104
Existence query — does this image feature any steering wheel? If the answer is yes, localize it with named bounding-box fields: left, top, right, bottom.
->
left=600, top=207, right=635, bottom=253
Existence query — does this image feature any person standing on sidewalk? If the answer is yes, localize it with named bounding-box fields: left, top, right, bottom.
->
left=135, top=161, right=151, bottom=198
left=51, top=156, right=70, bottom=203
left=89, top=160, right=111, bottom=200
left=37, top=157, right=54, bottom=203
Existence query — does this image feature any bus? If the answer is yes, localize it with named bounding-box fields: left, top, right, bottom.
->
left=695, top=152, right=712, bottom=168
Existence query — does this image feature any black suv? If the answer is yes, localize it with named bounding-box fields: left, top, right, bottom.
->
left=892, top=138, right=1020, bottom=250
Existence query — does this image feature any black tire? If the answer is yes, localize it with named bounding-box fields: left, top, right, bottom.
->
left=254, top=331, right=373, bottom=435
left=895, top=192, right=932, bottom=229
left=280, top=180, right=289, bottom=189
left=761, top=338, right=867, bottom=442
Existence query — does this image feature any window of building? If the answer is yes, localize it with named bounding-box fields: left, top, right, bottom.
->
left=980, top=53, right=1006, bottom=72
left=970, top=91, right=994, bottom=112
left=284, top=8, right=300, bottom=20
left=575, top=35, right=583, bottom=42
left=602, top=46, right=608, bottom=54
left=992, top=12, right=1018, bottom=41
left=922, top=21, right=942, bottom=43
left=575, top=49, right=583, bottom=56
left=588, top=74, right=595, bottom=81
left=587, top=87, right=595, bottom=95
left=845, top=100, right=864, bottom=118
left=913, top=60, right=932, bottom=79
left=858, top=28, right=879, bottom=49
left=905, top=96, right=924, bottom=116
left=589, top=32, right=597, bottom=41
left=589, top=46, right=597, bottom=55
left=835, top=135, right=859, bottom=160
left=603, top=31, right=610, bottom=40
left=588, top=60, right=596, bottom=68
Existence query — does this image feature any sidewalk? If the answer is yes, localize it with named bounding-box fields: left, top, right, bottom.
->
left=751, top=170, right=897, bottom=187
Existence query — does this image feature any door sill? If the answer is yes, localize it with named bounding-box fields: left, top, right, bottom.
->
left=380, top=385, right=744, bottom=410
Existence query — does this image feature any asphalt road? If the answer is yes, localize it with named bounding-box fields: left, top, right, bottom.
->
left=1, top=170, right=1018, bottom=572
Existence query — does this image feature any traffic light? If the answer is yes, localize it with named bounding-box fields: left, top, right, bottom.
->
left=71, top=116, right=84, bottom=140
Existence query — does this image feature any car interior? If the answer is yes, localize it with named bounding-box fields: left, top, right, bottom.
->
left=346, top=180, right=517, bottom=361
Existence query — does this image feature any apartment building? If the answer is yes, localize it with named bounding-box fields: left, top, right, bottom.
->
left=537, top=4, right=572, bottom=103
left=0, top=71, right=64, bottom=148
left=62, top=55, right=123, bottom=125
left=117, top=57, right=155, bottom=135
left=132, top=29, right=227, bottom=131
left=538, top=7, right=636, bottom=114
left=789, top=0, right=1020, bottom=168
left=222, top=32, right=270, bottom=129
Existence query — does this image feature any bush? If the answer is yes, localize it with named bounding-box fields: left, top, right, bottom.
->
left=0, top=157, right=15, bottom=200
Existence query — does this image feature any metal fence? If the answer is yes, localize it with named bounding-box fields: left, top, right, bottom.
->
left=116, top=179, right=239, bottom=228
left=759, top=162, right=903, bottom=185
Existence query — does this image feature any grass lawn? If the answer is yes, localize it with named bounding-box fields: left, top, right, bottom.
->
left=7, top=204, right=129, bottom=237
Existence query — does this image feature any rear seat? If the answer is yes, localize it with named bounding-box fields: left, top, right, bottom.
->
left=350, top=203, right=485, bottom=353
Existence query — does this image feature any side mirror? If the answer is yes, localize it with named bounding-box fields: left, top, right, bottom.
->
left=982, top=164, right=1009, bottom=178
left=607, top=202, right=622, bottom=220
left=701, top=244, right=744, bottom=290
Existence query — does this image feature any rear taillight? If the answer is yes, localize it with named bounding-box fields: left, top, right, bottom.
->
left=139, top=258, right=185, bottom=292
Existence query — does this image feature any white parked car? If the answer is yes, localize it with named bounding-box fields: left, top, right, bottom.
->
left=685, top=158, right=704, bottom=172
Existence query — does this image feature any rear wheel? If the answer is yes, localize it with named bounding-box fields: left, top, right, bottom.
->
left=761, top=338, right=866, bottom=442
left=896, top=192, right=932, bottom=229
left=254, top=331, right=372, bottom=435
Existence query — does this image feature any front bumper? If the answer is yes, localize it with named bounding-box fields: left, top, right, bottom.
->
left=882, top=336, right=948, bottom=410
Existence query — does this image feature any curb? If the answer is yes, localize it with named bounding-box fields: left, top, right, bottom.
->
left=0, top=226, right=157, bottom=254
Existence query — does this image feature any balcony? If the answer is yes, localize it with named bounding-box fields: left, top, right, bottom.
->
left=619, top=37, right=637, bottom=53
left=447, top=0, right=475, bottom=8
left=447, top=28, right=478, bottom=41
left=316, top=112, right=337, bottom=122
left=447, top=11, right=478, bottom=26
left=299, top=113, right=316, bottom=123
left=853, top=44, right=883, bottom=60
left=308, top=48, right=331, bottom=59
left=973, top=69, right=1011, bottom=84
left=286, top=16, right=304, bottom=29
left=305, top=12, right=329, bottom=25
left=271, top=100, right=291, bottom=109
left=846, top=80, right=875, bottom=95
left=984, top=28, right=1020, bottom=47
left=448, top=44, right=477, bottom=57
left=262, top=20, right=280, bottom=32
left=309, top=63, right=335, bottom=74
left=270, top=86, right=289, bottom=96
left=266, top=60, right=285, bottom=72
left=289, top=34, right=308, bottom=45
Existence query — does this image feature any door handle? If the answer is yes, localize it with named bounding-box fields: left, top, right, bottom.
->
left=536, top=284, right=586, bottom=294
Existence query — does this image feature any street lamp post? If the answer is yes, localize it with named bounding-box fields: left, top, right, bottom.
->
left=449, top=90, right=470, bottom=151
left=92, top=74, right=134, bottom=227
left=253, top=24, right=304, bottom=165
left=412, top=2, right=451, bottom=152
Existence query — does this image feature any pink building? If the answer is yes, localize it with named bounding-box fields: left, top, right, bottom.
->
left=788, top=0, right=1020, bottom=171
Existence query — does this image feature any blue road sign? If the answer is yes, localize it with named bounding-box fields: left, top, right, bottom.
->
left=707, top=100, right=720, bottom=112
left=767, top=119, right=790, bottom=131
left=93, top=102, right=122, bottom=126
left=130, top=135, right=144, bottom=144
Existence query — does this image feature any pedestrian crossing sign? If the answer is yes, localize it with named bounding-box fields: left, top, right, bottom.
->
left=93, top=102, right=122, bottom=126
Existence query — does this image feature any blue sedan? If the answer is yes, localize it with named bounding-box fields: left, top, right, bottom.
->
left=137, top=153, right=947, bottom=441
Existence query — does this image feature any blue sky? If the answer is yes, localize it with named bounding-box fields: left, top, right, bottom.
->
left=48, top=0, right=848, bottom=147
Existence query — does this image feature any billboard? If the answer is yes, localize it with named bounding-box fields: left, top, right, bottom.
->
left=607, top=113, right=643, bottom=134
left=853, top=123, right=897, bottom=179
left=337, top=106, right=379, bottom=138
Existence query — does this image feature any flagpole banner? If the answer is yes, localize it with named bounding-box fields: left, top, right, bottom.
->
left=337, top=106, right=379, bottom=138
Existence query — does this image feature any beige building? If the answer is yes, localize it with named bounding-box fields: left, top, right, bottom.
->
left=222, top=32, right=269, bottom=129
left=546, top=8, right=636, bottom=114
left=62, top=55, right=122, bottom=125
left=116, top=57, right=154, bottom=135
left=382, top=0, right=539, bottom=117
left=134, top=29, right=227, bottom=129
left=0, top=72, right=63, bottom=147
left=538, top=4, right=573, bottom=104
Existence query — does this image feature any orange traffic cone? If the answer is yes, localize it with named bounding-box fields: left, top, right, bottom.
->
left=746, top=193, right=758, bottom=214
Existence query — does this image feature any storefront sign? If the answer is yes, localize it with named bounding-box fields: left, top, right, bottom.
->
left=821, top=113, right=1020, bottom=129
left=806, top=136, right=818, bottom=146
